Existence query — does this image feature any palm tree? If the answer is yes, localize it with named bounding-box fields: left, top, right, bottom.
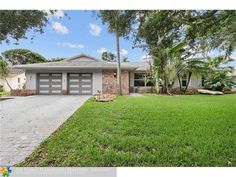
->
left=0, top=57, right=12, bottom=91
left=153, top=41, right=187, bottom=94
left=97, top=11, right=134, bottom=95
left=97, top=11, right=122, bottom=95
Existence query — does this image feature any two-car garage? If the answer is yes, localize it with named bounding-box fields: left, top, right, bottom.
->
left=37, top=73, right=92, bottom=95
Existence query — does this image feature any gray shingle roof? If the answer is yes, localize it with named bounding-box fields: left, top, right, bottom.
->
left=13, top=54, right=151, bottom=72
left=126, top=62, right=150, bottom=71
left=13, top=60, right=137, bottom=70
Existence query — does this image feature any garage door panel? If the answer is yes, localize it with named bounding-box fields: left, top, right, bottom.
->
left=81, top=81, right=92, bottom=84
left=51, top=79, right=61, bottom=82
left=39, top=81, right=50, bottom=84
left=81, top=76, right=92, bottom=79
left=38, top=73, right=62, bottom=95
left=38, top=87, right=51, bottom=90
left=39, top=90, right=50, bottom=94
left=50, top=87, right=61, bottom=90
left=81, top=74, right=91, bottom=76
left=82, top=87, right=91, bottom=91
left=39, top=85, right=50, bottom=88
left=51, top=74, right=61, bottom=77
left=68, top=73, right=92, bottom=95
left=51, top=90, right=62, bottom=94
left=81, top=85, right=91, bottom=88
left=81, top=90, right=92, bottom=94
left=51, top=84, right=61, bottom=88
left=39, top=74, right=50, bottom=76
left=68, top=78, right=79, bottom=81
left=51, top=82, right=61, bottom=86
left=69, top=86, right=79, bottom=89
left=69, top=74, right=79, bottom=77
left=39, top=79, right=50, bottom=82
left=69, top=81, right=80, bottom=84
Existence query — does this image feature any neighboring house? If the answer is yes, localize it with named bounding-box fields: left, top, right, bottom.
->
left=14, top=54, right=205, bottom=95
left=0, top=69, right=26, bottom=92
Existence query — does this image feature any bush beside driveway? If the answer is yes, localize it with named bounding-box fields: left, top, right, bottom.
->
left=17, top=94, right=236, bottom=167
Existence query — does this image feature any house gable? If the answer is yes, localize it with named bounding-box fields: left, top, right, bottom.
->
left=66, top=54, right=99, bottom=62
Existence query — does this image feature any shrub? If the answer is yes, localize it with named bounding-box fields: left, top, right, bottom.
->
left=11, top=89, right=35, bottom=96
left=0, top=85, right=3, bottom=92
left=203, top=70, right=235, bottom=91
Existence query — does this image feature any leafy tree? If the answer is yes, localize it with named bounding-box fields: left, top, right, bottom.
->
left=204, top=70, right=235, bottom=91
left=0, top=57, right=12, bottom=91
left=48, top=57, right=65, bottom=62
left=136, top=11, right=186, bottom=93
left=2, top=49, right=47, bottom=65
left=184, top=11, right=236, bottom=58
left=155, top=41, right=188, bottom=94
left=202, top=56, right=235, bottom=91
left=132, top=10, right=236, bottom=94
left=96, top=10, right=136, bottom=95
left=0, top=10, right=57, bottom=44
left=122, top=57, right=129, bottom=62
left=101, top=51, right=116, bottom=62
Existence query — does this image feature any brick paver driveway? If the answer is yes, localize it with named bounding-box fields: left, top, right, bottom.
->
left=0, top=95, right=90, bottom=165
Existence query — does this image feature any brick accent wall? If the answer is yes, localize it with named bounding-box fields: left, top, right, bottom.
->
left=102, top=70, right=129, bottom=94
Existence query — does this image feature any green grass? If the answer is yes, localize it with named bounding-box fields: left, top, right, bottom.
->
left=0, top=91, right=10, bottom=96
left=18, top=94, right=236, bottom=167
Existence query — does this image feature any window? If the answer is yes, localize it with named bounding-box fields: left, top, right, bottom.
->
left=134, top=73, right=145, bottom=86
left=113, top=72, right=117, bottom=78
left=18, top=77, right=21, bottom=83
left=202, top=75, right=205, bottom=86
left=182, top=74, right=187, bottom=87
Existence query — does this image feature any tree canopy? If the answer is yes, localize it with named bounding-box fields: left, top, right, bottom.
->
left=101, top=51, right=116, bottom=62
left=0, top=10, right=54, bottom=44
left=128, top=10, right=236, bottom=93
left=48, top=57, right=66, bottom=62
left=2, top=49, right=47, bottom=65
left=0, top=58, right=12, bottom=90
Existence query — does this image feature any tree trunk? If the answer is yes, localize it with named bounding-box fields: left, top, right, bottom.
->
left=177, top=74, right=182, bottom=91
left=162, top=74, right=168, bottom=94
left=184, top=72, right=192, bottom=92
left=5, top=78, right=13, bottom=91
left=160, top=59, right=167, bottom=94
left=116, top=31, right=122, bottom=96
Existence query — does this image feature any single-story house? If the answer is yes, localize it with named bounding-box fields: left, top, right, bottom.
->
left=13, top=54, right=217, bottom=95
left=0, top=69, right=26, bottom=92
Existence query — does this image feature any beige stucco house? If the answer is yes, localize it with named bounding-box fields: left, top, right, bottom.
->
left=14, top=54, right=206, bottom=95
left=0, top=69, right=26, bottom=92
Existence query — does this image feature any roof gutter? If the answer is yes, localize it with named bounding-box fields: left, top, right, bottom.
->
left=13, top=66, right=137, bottom=71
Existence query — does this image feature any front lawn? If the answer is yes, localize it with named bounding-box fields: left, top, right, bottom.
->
left=18, top=94, right=236, bottom=167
